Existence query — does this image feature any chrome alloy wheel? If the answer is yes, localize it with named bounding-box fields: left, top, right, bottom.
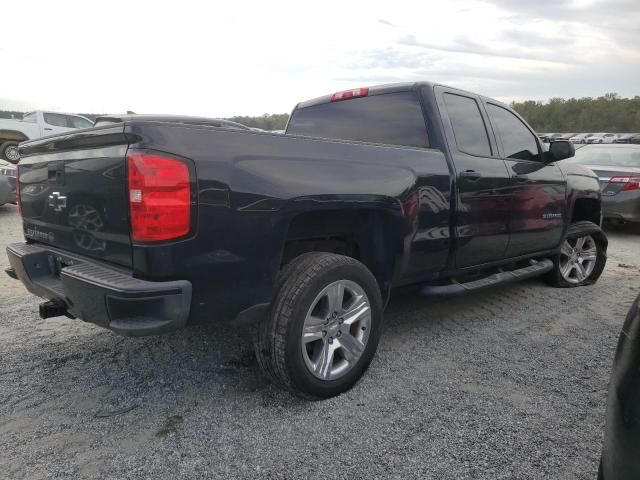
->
left=5, top=145, right=20, bottom=162
left=559, top=235, right=597, bottom=284
left=301, top=280, right=371, bottom=380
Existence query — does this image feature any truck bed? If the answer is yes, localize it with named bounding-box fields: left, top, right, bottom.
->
left=16, top=121, right=452, bottom=325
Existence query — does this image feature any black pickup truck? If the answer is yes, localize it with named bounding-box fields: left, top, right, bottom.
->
left=6, top=82, right=607, bottom=399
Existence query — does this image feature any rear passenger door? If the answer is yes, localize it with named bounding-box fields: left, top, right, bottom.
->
left=435, top=87, right=511, bottom=268
left=483, top=102, right=566, bottom=258
left=42, top=113, right=74, bottom=136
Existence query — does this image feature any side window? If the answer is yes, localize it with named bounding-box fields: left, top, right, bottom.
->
left=443, top=93, right=492, bottom=157
left=68, top=115, right=93, bottom=129
left=44, top=113, right=69, bottom=128
left=22, top=113, right=38, bottom=123
left=487, top=104, right=540, bottom=161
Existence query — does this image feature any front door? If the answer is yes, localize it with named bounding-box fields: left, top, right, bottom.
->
left=483, top=102, right=566, bottom=258
left=436, top=88, right=511, bottom=268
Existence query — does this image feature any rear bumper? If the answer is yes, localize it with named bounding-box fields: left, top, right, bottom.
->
left=602, top=192, right=640, bottom=223
left=6, top=242, right=192, bottom=336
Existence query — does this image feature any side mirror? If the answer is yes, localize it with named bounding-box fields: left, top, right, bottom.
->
left=546, top=140, right=575, bottom=162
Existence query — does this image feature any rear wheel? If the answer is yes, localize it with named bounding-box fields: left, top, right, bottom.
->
left=254, top=252, right=383, bottom=399
left=0, top=142, right=20, bottom=163
left=545, top=221, right=607, bottom=287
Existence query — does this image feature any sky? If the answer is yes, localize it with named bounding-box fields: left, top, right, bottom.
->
left=1, top=0, right=638, bottom=117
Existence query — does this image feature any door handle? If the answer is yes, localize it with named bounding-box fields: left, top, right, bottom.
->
left=513, top=174, right=529, bottom=183
left=460, top=170, right=481, bottom=180
left=44, top=127, right=53, bottom=131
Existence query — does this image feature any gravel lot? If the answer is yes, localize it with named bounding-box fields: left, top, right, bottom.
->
left=1, top=202, right=639, bottom=480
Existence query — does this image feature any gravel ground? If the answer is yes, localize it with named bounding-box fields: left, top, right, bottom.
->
left=1, top=202, right=639, bottom=479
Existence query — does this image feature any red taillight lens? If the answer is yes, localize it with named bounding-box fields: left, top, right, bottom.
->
left=127, top=152, right=191, bottom=242
left=330, top=87, right=369, bottom=102
left=609, top=176, right=640, bottom=191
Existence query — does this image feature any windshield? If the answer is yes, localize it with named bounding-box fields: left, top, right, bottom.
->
left=568, top=146, right=640, bottom=167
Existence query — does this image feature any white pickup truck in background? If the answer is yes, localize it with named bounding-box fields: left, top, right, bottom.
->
left=0, top=111, right=94, bottom=163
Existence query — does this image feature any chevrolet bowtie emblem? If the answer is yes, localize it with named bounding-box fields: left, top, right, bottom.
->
left=48, top=191, right=67, bottom=212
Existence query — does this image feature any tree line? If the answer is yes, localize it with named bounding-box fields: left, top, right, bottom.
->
left=3, top=94, right=639, bottom=133
left=510, top=93, right=640, bottom=133
left=226, top=113, right=289, bottom=131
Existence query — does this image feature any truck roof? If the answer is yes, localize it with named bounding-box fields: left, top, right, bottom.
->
left=294, top=81, right=507, bottom=110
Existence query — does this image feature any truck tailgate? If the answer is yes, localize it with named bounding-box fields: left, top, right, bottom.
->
left=18, top=126, right=133, bottom=267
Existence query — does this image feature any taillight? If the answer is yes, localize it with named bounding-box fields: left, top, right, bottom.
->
left=330, top=87, right=369, bottom=102
left=127, top=151, right=191, bottom=242
left=609, top=176, right=640, bottom=191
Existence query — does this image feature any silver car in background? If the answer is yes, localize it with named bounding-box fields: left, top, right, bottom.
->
left=567, top=144, right=640, bottom=223
left=587, top=133, right=617, bottom=144
left=569, top=133, right=592, bottom=144
left=0, top=162, right=17, bottom=206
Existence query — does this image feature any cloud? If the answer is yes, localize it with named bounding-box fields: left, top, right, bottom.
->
left=0, top=0, right=637, bottom=115
left=489, top=0, right=640, bottom=49
left=397, top=34, right=577, bottom=65
left=378, top=19, right=398, bottom=27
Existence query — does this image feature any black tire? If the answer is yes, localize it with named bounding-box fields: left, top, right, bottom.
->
left=254, top=252, right=383, bottom=400
left=544, top=221, right=607, bottom=287
left=0, top=141, right=20, bottom=163
left=598, top=458, right=604, bottom=480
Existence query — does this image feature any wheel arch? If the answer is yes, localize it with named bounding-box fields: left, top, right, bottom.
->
left=570, top=197, right=601, bottom=225
left=280, top=206, right=403, bottom=300
left=0, top=130, right=30, bottom=143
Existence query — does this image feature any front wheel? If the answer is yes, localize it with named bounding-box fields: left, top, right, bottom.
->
left=545, top=221, right=607, bottom=287
left=255, top=252, right=383, bottom=399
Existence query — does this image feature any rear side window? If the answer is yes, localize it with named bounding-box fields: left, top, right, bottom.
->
left=287, top=91, right=428, bottom=148
left=44, top=113, right=69, bottom=127
left=443, top=93, right=492, bottom=157
left=487, top=104, right=540, bottom=161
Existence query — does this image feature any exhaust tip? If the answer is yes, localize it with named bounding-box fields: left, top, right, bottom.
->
left=39, top=299, right=68, bottom=319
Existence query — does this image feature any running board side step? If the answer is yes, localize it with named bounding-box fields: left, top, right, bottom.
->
left=420, top=259, right=554, bottom=296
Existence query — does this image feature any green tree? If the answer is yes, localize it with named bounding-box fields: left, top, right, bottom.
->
left=511, top=94, right=640, bottom=132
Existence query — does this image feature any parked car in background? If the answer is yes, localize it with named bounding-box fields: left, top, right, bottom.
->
left=543, top=133, right=563, bottom=143
left=626, top=134, right=640, bottom=145
left=0, top=161, right=17, bottom=206
left=599, top=293, right=640, bottom=480
left=558, top=133, right=575, bottom=141
left=587, top=133, right=617, bottom=144
left=569, top=133, right=593, bottom=144
left=567, top=144, right=640, bottom=223
left=0, top=111, right=94, bottom=163
left=614, top=133, right=636, bottom=144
